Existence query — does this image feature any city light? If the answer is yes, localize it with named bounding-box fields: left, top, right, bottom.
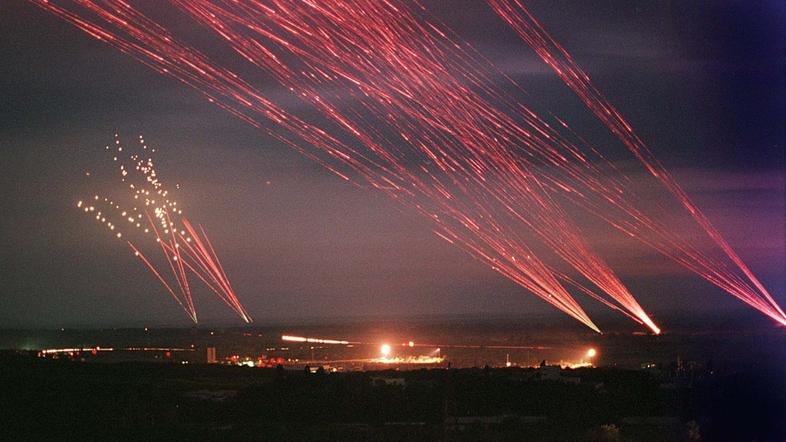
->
left=281, top=335, right=351, bottom=345
left=380, top=344, right=391, bottom=357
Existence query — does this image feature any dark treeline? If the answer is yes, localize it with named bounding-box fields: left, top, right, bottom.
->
left=1, top=352, right=783, bottom=441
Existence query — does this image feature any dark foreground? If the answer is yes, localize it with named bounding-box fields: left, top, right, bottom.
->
left=1, top=352, right=784, bottom=441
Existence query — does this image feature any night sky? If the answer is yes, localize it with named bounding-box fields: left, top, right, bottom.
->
left=1, top=0, right=783, bottom=328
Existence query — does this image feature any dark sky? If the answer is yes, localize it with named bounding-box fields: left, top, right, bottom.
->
left=0, top=0, right=783, bottom=328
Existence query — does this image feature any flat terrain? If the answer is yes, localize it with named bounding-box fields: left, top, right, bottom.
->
left=1, top=351, right=784, bottom=441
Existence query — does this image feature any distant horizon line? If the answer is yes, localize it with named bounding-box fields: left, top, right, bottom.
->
left=0, top=308, right=776, bottom=331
